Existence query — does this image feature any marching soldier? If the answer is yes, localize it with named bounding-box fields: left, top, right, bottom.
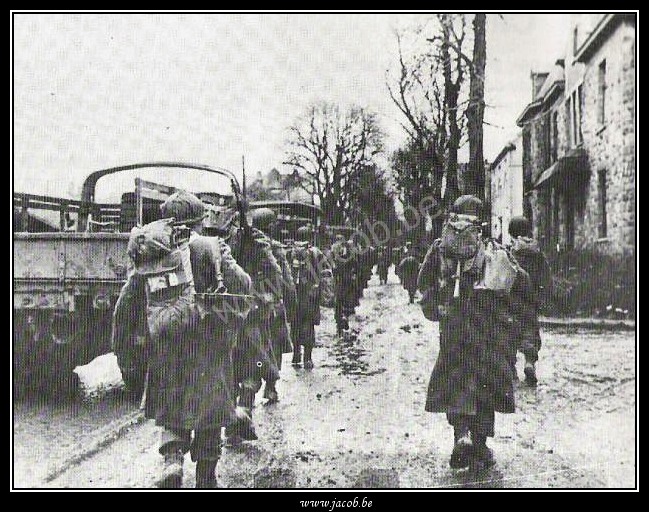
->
left=397, top=246, right=421, bottom=304
left=331, top=236, right=359, bottom=336
left=224, top=213, right=285, bottom=428
left=418, top=195, right=529, bottom=470
left=507, top=216, right=552, bottom=386
left=376, top=246, right=391, bottom=285
left=249, top=208, right=297, bottom=402
left=287, top=225, right=329, bottom=369
left=112, top=190, right=252, bottom=488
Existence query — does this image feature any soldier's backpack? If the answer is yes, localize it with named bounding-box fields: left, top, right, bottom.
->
left=127, top=218, right=199, bottom=340
left=510, top=236, right=552, bottom=295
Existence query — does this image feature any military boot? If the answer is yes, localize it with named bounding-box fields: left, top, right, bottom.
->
left=449, top=426, right=473, bottom=469
left=524, top=360, right=538, bottom=387
left=303, top=346, right=314, bottom=370
left=224, top=405, right=258, bottom=447
left=156, top=448, right=184, bottom=488
left=263, top=381, right=279, bottom=404
left=511, top=361, right=519, bottom=382
left=292, top=346, right=302, bottom=367
left=196, top=459, right=219, bottom=489
left=470, top=434, right=495, bottom=470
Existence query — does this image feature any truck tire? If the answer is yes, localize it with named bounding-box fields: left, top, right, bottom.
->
left=13, top=310, right=79, bottom=400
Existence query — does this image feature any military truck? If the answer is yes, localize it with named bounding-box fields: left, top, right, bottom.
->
left=247, top=200, right=323, bottom=245
left=13, top=162, right=245, bottom=396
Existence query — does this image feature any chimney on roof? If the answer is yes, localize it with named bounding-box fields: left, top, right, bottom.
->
left=531, top=71, right=549, bottom=100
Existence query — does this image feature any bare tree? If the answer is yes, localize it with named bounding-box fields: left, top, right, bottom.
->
left=283, top=103, right=383, bottom=225
left=387, top=31, right=446, bottom=210
left=387, top=15, right=472, bottom=240
left=438, top=13, right=469, bottom=207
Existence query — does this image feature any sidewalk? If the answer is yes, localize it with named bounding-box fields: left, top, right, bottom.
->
left=539, top=316, right=636, bottom=330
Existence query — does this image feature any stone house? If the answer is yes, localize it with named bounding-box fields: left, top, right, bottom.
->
left=515, top=13, right=635, bottom=313
left=516, top=13, right=635, bottom=259
left=247, top=167, right=313, bottom=202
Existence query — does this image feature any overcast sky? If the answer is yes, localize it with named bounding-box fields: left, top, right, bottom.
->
left=12, top=12, right=572, bottom=198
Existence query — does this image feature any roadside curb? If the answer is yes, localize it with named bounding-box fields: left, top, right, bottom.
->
left=44, top=408, right=145, bottom=483
left=539, top=317, right=636, bottom=331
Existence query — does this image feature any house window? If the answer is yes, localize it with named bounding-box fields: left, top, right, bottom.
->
left=568, top=87, right=583, bottom=147
left=598, top=60, right=607, bottom=125
left=565, top=98, right=572, bottom=147
left=552, top=187, right=561, bottom=249
left=551, top=111, right=559, bottom=163
left=522, top=128, right=532, bottom=191
left=543, top=113, right=552, bottom=167
left=598, top=169, right=608, bottom=238
left=577, top=84, right=584, bottom=142
left=565, top=192, right=575, bottom=250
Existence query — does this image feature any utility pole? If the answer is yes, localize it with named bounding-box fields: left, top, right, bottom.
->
left=467, top=13, right=486, bottom=199
left=242, top=155, right=247, bottom=198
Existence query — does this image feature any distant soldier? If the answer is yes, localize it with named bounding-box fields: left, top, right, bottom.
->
left=397, top=246, right=421, bottom=304
left=112, top=190, right=252, bottom=488
left=418, top=195, right=529, bottom=470
left=507, top=216, right=552, bottom=386
left=376, top=246, right=391, bottom=285
left=331, top=236, right=359, bottom=335
left=249, top=208, right=296, bottom=402
left=287, top=225, right=329, bottom=368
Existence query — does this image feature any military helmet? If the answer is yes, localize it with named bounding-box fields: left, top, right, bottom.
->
left=160, top=190, right=207, bottom=226
left=249, top=207, right=277, bottom=232
left=508, top=216, right=532, bottom=238
left=295, top=225, right=312, bottom=242
left=451, top=195, right=484, bottom=218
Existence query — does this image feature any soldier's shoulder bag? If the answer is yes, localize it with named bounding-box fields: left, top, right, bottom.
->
left=127, top=219, right=198, bottom=339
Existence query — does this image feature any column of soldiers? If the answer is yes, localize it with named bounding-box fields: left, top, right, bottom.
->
left=112, top=190, right=550, bottom=486
left=329, top=235, right=377, bottom=336
left=113, top=195, right=344, bottom=488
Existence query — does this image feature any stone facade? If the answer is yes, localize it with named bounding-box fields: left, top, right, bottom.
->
left=518, top=13, right=636, bottom=260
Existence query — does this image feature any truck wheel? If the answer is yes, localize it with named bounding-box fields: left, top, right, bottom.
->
left=13, top=311, right=79, bottom=400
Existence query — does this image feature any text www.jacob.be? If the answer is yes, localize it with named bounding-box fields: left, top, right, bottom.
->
left=301, top=498, right=373, bottom=511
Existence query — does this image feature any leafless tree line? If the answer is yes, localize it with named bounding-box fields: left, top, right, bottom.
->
left=387, top=13, right=486, bottom=241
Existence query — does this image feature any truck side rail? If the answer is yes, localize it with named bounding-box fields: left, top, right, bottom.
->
left=13, top=193, right=120, bottom=232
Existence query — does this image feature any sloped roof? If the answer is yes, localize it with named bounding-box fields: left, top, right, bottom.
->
left=516, top=64, right=565, bottom=127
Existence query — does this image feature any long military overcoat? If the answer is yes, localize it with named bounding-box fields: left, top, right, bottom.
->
left=113, top=235, right=251, bottom=431
left=417, top=240, right=528, bottom=416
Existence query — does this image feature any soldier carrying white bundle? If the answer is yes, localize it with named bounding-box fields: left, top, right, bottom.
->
left=418, top=195, right=532, bottom=471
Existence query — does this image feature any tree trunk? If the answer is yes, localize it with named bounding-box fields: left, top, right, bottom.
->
left=441, top=15, right=460, bottom=209
left=466, top=13, right=486, bottom=200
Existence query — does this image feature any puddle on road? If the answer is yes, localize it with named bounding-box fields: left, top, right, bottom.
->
left=323, top=330, right=386, bottom=378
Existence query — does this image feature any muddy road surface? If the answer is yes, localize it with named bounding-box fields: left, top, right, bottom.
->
left=14, top=270, right=636, bottom=489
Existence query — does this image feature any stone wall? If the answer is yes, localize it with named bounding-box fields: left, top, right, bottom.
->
left=575, top=19, right=636, bottom=258
left=524, top=18, right=635, bottom=260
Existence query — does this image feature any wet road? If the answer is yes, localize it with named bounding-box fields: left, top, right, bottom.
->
left=14, top=269, right=636, bottom=489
